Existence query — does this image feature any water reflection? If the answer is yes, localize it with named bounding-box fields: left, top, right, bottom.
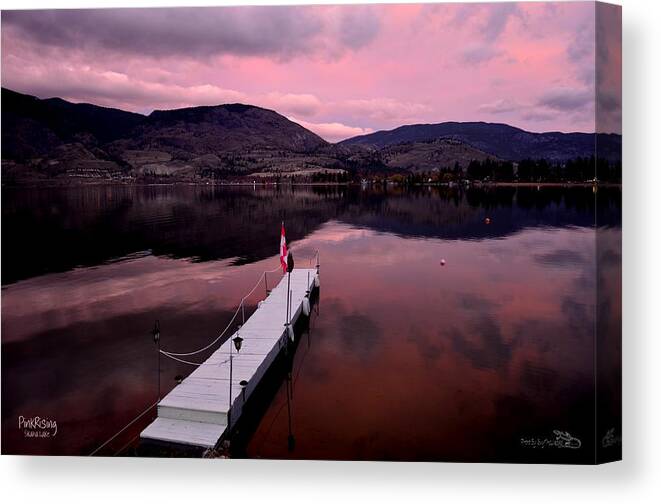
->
left=1, top=185, right=620, bottom=462
left=241, top=222, right=603, bottom=462
left=2, top=185, right=620, bottom=285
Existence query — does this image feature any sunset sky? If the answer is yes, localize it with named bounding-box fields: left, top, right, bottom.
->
left=1, top=2, right=621, bottom=141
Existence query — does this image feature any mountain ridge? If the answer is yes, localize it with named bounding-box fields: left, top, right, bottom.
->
left=1, top=88, right=621, bottom=184
left=2, top=87, right=337, bottom=182
left=340, top=121, right=621, bottom=162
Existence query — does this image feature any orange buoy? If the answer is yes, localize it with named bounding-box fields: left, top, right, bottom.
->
left=485, top=217, right=491, bottom=225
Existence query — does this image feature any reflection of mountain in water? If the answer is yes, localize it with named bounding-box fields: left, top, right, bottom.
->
left=1, top=185, right=621, bottom=285
left=334, top=186, right=619, bottom=241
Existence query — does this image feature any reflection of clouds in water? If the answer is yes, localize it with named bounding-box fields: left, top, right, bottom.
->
left=561, top=296, right=593, bottom=340
left=458, top=292, right=501, bottom=312
left=339, top=313, right=382, bottom=361
left=316, top=297, right=383, bottom=362
left=304, top=221, right=410, bottom=269
left=449, top=314, right=513, bottom=372
left=533, top=249, right=586, bottom=267
left=488, top=228, right=592, bottom=262
left=406, top=325, right=443, bottom=364
left=299, top=220, right=598, bottom=384
left=1, top=255, right=257, bottom=342
left=511, top=319, right=554, bottom=354
left=450, top=292, right=512, bottom=372
left=508, top=315, right=594, bottom=386
left=309, top=221, right=373, bottom=244
left=487, top=233, right=555, bottom=260
left=569, top=247, right=597, bottom=296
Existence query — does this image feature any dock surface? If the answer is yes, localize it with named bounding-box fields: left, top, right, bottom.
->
left=140, top=268, right=318, bottom=450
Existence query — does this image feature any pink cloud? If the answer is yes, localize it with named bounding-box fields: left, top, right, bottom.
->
left=288, top=116, right=373, bottom=143
left=2, top=3, right=617, bottom=138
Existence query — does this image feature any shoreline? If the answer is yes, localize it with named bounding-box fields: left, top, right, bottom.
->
left=1, top=180, right=622, bottom=189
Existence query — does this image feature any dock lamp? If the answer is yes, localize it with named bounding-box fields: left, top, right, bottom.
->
left=152, top=320, right=160, bottom=344
left=233, top=335, right=244, bottom=353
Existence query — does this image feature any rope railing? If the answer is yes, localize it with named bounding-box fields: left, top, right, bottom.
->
left=159, top=351, right=204, bottom=366
left=160, top=265, right=282, bottom=358
left=159, top=351, right=232, bottom=367
left=160, top=253, right=318, bottom=359
left=89, top=400, right=158, bottom=456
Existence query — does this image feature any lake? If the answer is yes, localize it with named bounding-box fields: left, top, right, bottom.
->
left=1, top=184, right=621, bottom=462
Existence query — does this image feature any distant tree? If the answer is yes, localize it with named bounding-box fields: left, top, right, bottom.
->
left=467, top=160, right=482, bottom=179
left=517, top=159, right=535, bottom=182
left=495, top=161, right=514, bottom=181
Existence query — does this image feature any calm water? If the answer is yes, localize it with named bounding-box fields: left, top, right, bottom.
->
left=1, top=184, right=621, bottom=462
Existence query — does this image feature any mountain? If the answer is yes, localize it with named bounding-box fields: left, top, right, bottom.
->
left=379, top=138, right=497, bottom=172
left=340, top=121, right=621, bottom=162
left=2, top=88, right=621, bottom=184
left=106, top=102, right=332, bottom=178
left=144, top=103, right=326, bottom=152
left=1, top=88, right=144, bottom=160
left=2, top=88, right=335, bottom=182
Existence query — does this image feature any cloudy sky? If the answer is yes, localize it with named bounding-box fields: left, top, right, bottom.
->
left=1, top=3, right=621, bottom=142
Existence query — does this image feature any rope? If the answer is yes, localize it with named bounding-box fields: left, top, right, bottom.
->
left=159, top=254, right=315, bottom=359
left=89, top=400, right=158, bottom=456
left=89, top=353, right=238, bottom=456
left=159, top=350, right=232, bottom=367
left=159, top=351, right=204, bottom=366
left=114, top=434, right=140, bottom=456
left=161, top=265, right=282, bottom=357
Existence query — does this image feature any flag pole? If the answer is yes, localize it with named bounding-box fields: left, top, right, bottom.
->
left=285, top=249, right=294, bottom=343
left=285, top=267, right=291, bottom=325
left=281, top=222, right=294, bottom=342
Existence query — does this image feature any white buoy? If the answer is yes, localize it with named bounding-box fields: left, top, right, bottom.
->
left=302, top=295, right=311, bottom=316
left=440, top=259, right=446, bottom=266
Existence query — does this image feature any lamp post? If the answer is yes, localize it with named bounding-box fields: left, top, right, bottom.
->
left=151, top=320, right=161, bottom=401
left=228, top=327, right=244, bottom=436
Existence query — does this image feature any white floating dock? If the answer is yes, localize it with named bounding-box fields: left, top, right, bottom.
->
left=140, top=268, right=318, bottom=450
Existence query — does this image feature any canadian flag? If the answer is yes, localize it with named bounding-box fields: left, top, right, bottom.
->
left=279, top=222, right=288, bottom=273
